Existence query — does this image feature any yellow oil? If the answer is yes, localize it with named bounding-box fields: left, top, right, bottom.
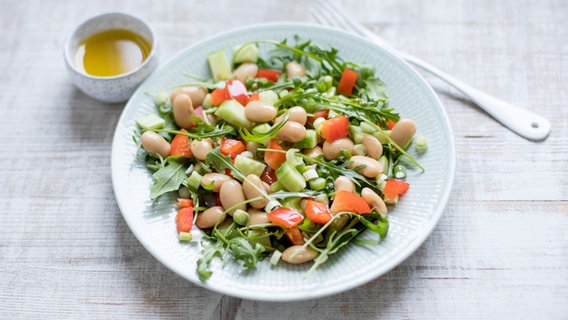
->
left=74, top=29, right=151, bottom=77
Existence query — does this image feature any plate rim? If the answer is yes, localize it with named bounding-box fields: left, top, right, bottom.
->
left=111, top=21, right=456, bottom=301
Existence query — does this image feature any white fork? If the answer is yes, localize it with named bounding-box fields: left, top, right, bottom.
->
left=310, top=0, right=551, bottom=141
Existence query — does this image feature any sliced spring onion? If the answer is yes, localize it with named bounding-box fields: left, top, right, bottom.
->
left=233, top=209, right=249, bottom=226
left=286, top=149, right=304, bottom=167
left=302, top=168, right=319, bottom=181
left=414, top=135, right=428, bottom=154
left=394, top=165, right=407, bottom=179
left=178, top=232, right=192, bottom=242
left=265, top=199, right=281, bottom=213
left=153, top=90, right=169, bottom=106
left=187, top=171, right=203, bottom=191
left=313, top=117, right=325, bottom=134
left=309, top=177, right=326, bottom=191
left=270, top=250, right=282, bottom=266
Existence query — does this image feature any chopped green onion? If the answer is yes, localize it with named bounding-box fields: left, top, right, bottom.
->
left=414, top=135, right=428, bottom=154
left=378, top=155, right=389, bottom=176
left=394, top=165, right=407, bottom=179
left=153, top=90, right=169, bottom=106
left=313, top=118, right=325, bottom=134
left=265, top=200, right=281, bottom=213
left=286, top=149, right=304, bottom=167
left=233, top=209, right=249, bottom=226
left=179, top=232, right=192, bottom=242
left=270, top=250, right=282, bottom=266
left=302, top=168, right=319, bottom=181
left=309, top=177, right=326, bottom=191
left=187, top=171, right=203, bottom=191
left=202, top=93, right=213, bottom=109
left=375, top=174, right=387, bottom=185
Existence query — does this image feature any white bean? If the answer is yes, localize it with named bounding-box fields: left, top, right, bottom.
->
left=281, top=245, right=318, bottom=264
left=141, top=131, right=170, bottom=158
left=196, top=206, right=225, bottom=229
left=219, top=180, right=246, bottom=216
left=347, top=155, right=383, bottom=178
left=390, top=119, right=416, bottom=148
left=190, top=138, right=212, bottom=161
left=172, top=93, right=195, bottom=129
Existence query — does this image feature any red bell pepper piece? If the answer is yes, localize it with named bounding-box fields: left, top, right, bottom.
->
left=264, top=139, right=287, bottom=170
left=383, top=179, right=410, bottom=199
left=285, top=227, right=305, bottom=245
left=225, top=80, right=249, bottom=106
left=307, top=109, right=329, bottom=124
left=305, top=199, right=333, bottom=224
left=175, top=207, right=194, bottom=233
left=210, top=88, right=229, bottom=106
left=248, top=93, right=260, bottom=102
left=268, top=207, right=304, bottom=229
left=320, top=115, right=350, bottom=142
left=169, top=129, right=192, bottom=157
left=387, top=119, right=396, bottom=130
left=337, top=67, right=358, bottom=96
left=257, top=69, right=281, bottom=82
left=177, top=199, right=194, bottom=209
left=330, top=190, right=371, bottom=215
left=220, top=138, right=246, bottom=159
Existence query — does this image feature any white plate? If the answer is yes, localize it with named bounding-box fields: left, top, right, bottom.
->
left=111, top=23, right=455, bottom=301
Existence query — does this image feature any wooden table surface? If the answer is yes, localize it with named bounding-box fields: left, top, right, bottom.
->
left=1, top=0, right=567, bottom=318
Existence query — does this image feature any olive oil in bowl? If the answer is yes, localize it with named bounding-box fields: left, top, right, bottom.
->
left=74, top=29, right=152, bottom=77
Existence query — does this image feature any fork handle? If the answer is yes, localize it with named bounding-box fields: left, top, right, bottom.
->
left=397, top=52, right=551, bottom=140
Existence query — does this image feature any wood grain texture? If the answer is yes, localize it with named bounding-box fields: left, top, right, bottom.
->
left=0, top=0, right=566, bottom=319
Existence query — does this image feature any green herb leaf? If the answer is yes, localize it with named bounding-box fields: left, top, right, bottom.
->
left=239, top=113, right=289, bottom=143
left=150, top=158, right=188, bottom=200
left=229, top=237, right=265, bottom=268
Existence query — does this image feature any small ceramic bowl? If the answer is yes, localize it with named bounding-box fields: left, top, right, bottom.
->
left=64, top=12, right=159, bottom=103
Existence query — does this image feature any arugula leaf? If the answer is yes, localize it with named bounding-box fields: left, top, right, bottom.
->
left=197, top=240, right=225, bottom=280
left=365, top=77, right=388, bottom=101
left=228, top=237, right=265, bottom=268
left=239, top=113, right=289, bottom=143
left=150, top=158, right=188, bottom=200
left=205, top=147, right=241, bottom=179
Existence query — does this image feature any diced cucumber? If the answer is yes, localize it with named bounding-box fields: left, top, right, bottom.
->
left=234, top=154, right=266, bottom=178
left=294, top=129, right=318, bottom=149
left=187, top=170, right=203, bottom=191
left=215, top=99, right=252, bottom=129
left=275, top=162, right=306, bottom=192
left=258, top=90, right=279, bottom=105
left=233, top=43, right=259, bottom=64
left=281, top=197, right=302, bottom=212
left=270, top=181, right=284, bottom=192
left=136, top=113, right=165, bottom=130
left=350, top=125, right=364, bottom=144
left=360, top=121, right=375, bottom=134
left=208, top=49, right=232, bottom=81
left=253, top=123, right=271, bottom=134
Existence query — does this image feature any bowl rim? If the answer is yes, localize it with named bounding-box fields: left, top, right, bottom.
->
left=64, top=12, right=158, bottom=80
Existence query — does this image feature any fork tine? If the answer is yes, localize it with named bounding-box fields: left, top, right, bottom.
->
left=312, top=0, right=352, bottom=32
left=313, top=0, right=390, bottom=48
left=310, top=5, right=342, bottom=30
left=325, top=1, right=372, bottom=37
